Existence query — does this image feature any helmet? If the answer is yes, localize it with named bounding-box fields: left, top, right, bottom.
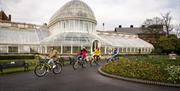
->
left=82, top=47, right=86, bottom=50
left=49, top=46, right=54, bottom=50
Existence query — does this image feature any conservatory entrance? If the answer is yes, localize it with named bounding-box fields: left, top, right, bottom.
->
left=92, top=40, right=99, bottom=51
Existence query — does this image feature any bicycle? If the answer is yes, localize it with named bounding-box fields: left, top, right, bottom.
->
left=88, top=56, right=100, bottom=67
left=34, top=58, right=62, bottom=77
left=72, top=57, right=87, bottom=70
left=106, top=55, right=119, bottom=63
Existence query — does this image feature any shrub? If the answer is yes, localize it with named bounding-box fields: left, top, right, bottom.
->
left=124, top=55, right=180, bottom=66
left=0, top=54, right=35, bottom=60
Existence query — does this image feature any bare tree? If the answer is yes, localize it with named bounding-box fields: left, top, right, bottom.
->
left=161, top=12, right=173, bottom=36
left=153, top=17, right=163, bottom=25
left=144, top=19, right=153, bottom=27
left=142, top=12, right=174, bottom=35
left=143, top=17, right=163, bottom=33
left=175, top=24, right=180, bottom=38
left=143, top=17, right=163, bottom=27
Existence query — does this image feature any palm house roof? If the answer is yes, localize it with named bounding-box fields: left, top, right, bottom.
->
left=40, top=32, right=110, bottom=46
left=0, top=27, right=49, bottom=45
left=49, top=0, right=96, bottom=26
left=98, top=34, right=154, bottom=48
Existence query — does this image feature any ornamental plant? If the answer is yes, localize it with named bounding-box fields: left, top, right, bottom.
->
left=165, top=65, right=180, bottom=83
left=102, top=59, right=169, bottom=82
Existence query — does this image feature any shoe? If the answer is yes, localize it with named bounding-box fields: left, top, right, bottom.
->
left=53, top=65, right=56, bottom=68
left=46, top=69, right=49, bottom=72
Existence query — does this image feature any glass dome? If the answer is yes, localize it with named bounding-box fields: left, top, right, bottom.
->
left=49, top=0, right=97, bottom=26
left=48, top=0, right=97, bottom=34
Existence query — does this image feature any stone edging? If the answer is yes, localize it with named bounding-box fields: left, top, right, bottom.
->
left=98, top=67, right=180, bottom=88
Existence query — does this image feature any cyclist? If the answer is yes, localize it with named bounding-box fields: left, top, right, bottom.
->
left=48, top=47, right=59, bottom=68
left=112, top=48, right=118, bottom=61
left=77, top=49, right=83, bottom=62
left=94, top=47, right=101, bottom=65
left=82, top=47, right=87, bottom=61
left=77, top=47, right=87, bottom=63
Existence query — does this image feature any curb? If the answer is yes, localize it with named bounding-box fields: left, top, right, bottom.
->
left=98, top=67, right=180, bottom=88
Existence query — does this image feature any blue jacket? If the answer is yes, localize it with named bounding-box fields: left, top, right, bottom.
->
left=113, top=49, right=118, bottom=55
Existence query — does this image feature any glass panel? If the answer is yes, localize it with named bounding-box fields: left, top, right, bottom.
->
left=132, top=48, right=134, bottom=53
left=145, top=48, right=148, bottom=53
left=64, top=22, right=66, bottom=29
left=123, top=48, right=126, bottom=53
left=63, top=46, right=71, bottom=53
left=142, top=48, right=144, bottom=53
left=80, top=20, right=83, bottom=31
left=30, top=46, right=38, bottom=53
left=101, top=47, right=105, bottom=55
left=47, top=46, right=61, bottom=53
left=47, top=46, right=52, bottom=53
left=0, top=45, right=7, bottom=53
left=84, top=46, right=91, bottom=53
left=41, top=46, right=46, bottom=53
left=54, top=47, right=61, bottom=53
left=149, top=48, right=151, bottom=52
left=86, top=22, right=88, bottom=32
left=73, top=46, right=81, bottom=53
left=69, top=20, right=73, bottom=31
left=107, top=48, right=112, bottom=54
left=135, top=48, right=139, bottom=53
left=19, top=46, right=30, bottom=53
left=139, top=48, right=141, bottom=54
left=127, top=48, right=130, bottom=53
left=119, top=48, right=122, bottom=53
left=66, top=20, right=69, bottom=30
left=8, top=46, right=18, bottom=53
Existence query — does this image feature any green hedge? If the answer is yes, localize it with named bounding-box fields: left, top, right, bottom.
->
left=101, top=58, right=180, bottom=83
left=0, top=54, right=36, bottom=60
left=123, top=55, right=180, bottom=66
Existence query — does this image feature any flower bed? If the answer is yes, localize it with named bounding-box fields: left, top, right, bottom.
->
left=101, top=58, right=180, bottom=83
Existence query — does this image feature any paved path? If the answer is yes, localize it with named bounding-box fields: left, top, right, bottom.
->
left=0, top=64, right=179, bottom=91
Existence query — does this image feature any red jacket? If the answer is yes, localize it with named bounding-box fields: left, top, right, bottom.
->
left=82, top=49, right=87, bottom=59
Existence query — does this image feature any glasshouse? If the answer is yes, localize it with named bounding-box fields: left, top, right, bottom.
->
left=0, top=0, right=154, bottom=54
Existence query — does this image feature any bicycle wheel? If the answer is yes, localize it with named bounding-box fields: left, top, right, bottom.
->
left=73, top=61, right=80, bottom=70
left=34, top=64, right=47, bottom=77
left=93, top=60, right=99, bottom=66
left=53, top=63, right=62, bottom=74
left=87, top=60, right=93, bottom=67
left=82, top=60, right=87, bottom=68
left=106, top=58, right=112, bottom=63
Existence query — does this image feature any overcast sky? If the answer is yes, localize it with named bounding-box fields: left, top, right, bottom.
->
left=0, top=0, right=179, bottom=30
